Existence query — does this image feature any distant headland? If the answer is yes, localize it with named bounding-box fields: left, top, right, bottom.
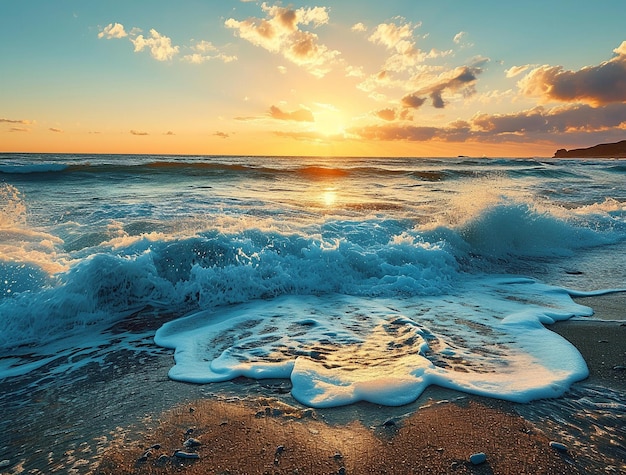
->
left=553, top=140, right=626, bottom=158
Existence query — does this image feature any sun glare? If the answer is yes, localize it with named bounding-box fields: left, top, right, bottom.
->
left=321, top=188, right=337, bottom=207
left=314, top=110, right=346, bottom=136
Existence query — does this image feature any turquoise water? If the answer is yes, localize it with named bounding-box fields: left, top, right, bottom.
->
left=1, top=154, right=625, bottom=404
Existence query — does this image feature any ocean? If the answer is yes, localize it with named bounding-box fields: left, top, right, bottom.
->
left=1, top=154, right=625, bottom=472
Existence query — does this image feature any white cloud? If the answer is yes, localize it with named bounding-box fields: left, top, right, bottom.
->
left=505, top=65, right=530, bottom=78
left=98, top=22, right=127, bottom=39
left=351, top=22, right=367, bottom=33
left=182, top=40, right=237, bottom=64
left=367, top=20, right=451, bottom=73
left=345, top=65, right=364, bottom=78
left=225, top=3, right=339, bottom=77
left=131, top=29, right=179, bottom=61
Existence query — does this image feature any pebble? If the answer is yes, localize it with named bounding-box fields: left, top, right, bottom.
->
left=382, top=417, right=397, bottom=427
left=0, top=460, right=11, bottom=469
left=549, top=441, right=568, bottom=452
left=174, top=450, right=200, bottom=460
left=469, top=452, right=487, bottom=465
left=183, top=437, right=202, bottom=448
left=137, top=449, right=152, bottom=462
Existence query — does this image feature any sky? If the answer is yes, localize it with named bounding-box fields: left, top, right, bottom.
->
left=1, top=0, right=626, bottom=157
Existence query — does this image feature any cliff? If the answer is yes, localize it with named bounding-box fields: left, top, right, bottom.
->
left=553, top=140, right=626, bottom=158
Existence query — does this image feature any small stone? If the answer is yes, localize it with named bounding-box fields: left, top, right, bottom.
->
left=333, top=452, right=343, bottom=460
left=275, top=445, right=285, bottom=456
left=174, top=450, right=200, bottom=460
left=338, top=467, right=346, bottom=475
left=382, top=418, right=397, bottom=427
left=185, top=428, right=194, bottom=436
left=137, top=449, right=153, bottom=463
left=155, top=454, right=169, bottom=466
left=183, top=438, right=201, bottom=448
left=549, top=441, right=568, bottom=452
left=0, top=460, right=11, bottom=469
left=150, top=443, right=162, bottom=450
left=189, top=407, right=195, bottom=413
left=469, top=452, right=487, bottom=465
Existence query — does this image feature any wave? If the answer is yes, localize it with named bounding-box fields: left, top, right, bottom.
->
left=0, top=163, right=69, bottom=174
left=0, top=156, right=555, bottom=181
left=1, top=196, right=623, bottom=353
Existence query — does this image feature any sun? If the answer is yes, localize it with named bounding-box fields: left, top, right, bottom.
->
left=313, top=109, right=347, bottom=136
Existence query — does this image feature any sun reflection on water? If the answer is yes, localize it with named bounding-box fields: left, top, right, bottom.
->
left=321, top=188, right=337, bottom=207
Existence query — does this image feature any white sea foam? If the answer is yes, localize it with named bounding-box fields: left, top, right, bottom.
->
left=154, top=278, right=595, bottom=407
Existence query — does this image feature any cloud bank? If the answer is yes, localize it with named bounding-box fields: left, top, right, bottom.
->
left=519, top=41, right=626, bottom=105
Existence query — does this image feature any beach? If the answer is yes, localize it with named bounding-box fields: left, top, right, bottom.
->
left=1, top=296, right=621, bottom=474
left=90, top=294, right=625, bottom=475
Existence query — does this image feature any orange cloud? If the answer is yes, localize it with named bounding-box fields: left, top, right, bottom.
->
left=519, top=41, right=626, bottom=105
left=1, top=118, right=33, bottom=125
left=269, top=105, right=314, bottom=122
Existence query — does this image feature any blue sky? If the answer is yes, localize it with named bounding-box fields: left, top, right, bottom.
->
left=1, top=0, right=626, bottom=156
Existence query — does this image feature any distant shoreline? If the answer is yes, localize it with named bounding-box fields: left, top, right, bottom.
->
left=554, top=139, right=626, bottom=158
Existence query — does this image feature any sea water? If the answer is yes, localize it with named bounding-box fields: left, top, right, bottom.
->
left=1, top=154, right=625, bottom=408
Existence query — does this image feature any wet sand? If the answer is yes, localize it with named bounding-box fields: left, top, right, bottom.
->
left=91, top=294, right=625, bottom=475
left=1, top=295, right=624, bottom=475
left=94, top=397, right=578, bottom=475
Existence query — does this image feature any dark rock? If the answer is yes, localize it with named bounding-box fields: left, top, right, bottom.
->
left=174, top=450, right=200, bottom=460
left=469, top=452, right=487, bottom=465
left=549, top=441, right=568, bottom=452
left=553, top=140, right=626, bottom=158
left=183, top=437, right=201, bottom=448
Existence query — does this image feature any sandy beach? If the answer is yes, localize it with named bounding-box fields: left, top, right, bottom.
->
left=0, top=294, right=623, bottom=475
left=88, top=294, right=625, bottom=475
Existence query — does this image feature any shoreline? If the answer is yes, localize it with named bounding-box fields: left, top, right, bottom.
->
left=1, top=295, right=624, bottom=474
left=93, top=295, right=625, bottom=475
